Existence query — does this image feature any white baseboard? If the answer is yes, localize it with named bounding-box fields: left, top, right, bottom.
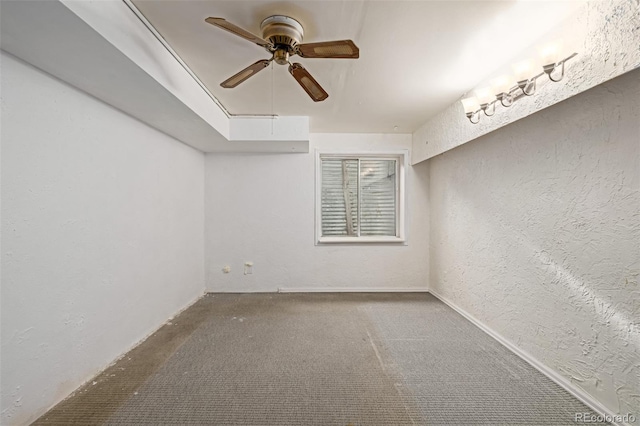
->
left=277, top=287, right=429, bottom=293
left=428, top=289, right=623, bottom=426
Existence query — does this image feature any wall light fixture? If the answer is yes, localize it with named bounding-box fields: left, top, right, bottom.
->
left=462, top=40, right=577, bottom=124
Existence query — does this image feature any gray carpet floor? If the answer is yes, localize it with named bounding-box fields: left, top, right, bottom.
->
left=34, top=293, right=606, bottom=425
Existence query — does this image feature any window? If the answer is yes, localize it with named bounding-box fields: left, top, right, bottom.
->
left=315, top=151, right=406, bottom=244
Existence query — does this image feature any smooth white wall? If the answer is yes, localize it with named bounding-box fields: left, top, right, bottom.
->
left=428, top=69, right=640, bottom=417
left=205, top=134, right=429, bottom=292
left=0, top=52, right=205, bottom=425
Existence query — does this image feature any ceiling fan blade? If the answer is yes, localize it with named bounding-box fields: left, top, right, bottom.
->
left=288, top=63, right=329, bottom=102
left=205, top=17, right=272, bottom=48
left=297, top=40, right=359, bottom=59
left=221, top=60, right=271, bottom=88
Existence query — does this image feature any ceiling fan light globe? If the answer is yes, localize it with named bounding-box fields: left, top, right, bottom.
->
left=274, top=49, right=289, bottom=65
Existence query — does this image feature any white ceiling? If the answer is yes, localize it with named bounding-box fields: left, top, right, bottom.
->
left=131, top=0, right=585, bottom=134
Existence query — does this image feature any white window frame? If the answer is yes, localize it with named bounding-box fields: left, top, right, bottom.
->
left=315, top=150, right=407, bottom=244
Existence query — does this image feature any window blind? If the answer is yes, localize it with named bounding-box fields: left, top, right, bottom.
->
left=360, top=159, right=396, bottom=236
left=321, top=158, right=397, bottom=237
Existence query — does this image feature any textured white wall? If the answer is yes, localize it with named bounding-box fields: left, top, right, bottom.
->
left=429, top=69, right=640, bottom=417
left=0, top=53, right=205, bottom=425
left=205, top=133, right=429, bottom=292
left=412, top=0, right=640, bottom=163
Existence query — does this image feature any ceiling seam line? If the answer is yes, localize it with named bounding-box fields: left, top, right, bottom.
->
left=121, top=0, right=232, bottom=118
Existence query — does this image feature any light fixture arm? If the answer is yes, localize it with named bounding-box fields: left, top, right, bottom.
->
left=481, top=102, right=496, bottom=116
left=518, top=78, right=537, bottom=96
left=466, top=111, right=480, bottom=124
left=497, top=92, right=513, bottom=108
left=460, top=51, right=578, bottom=125
left=544, top=61, right=564, bottom=82
left=543, top=52, right=577, bottom=82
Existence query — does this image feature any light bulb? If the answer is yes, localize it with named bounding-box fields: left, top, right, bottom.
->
left=461, top=97, right=480, bottom=114
left=538, top=39, right=564, bottom=66
left=512, top=58, right=535, bottom=82
left=491, top=75, right=514, bottom=95
left=475, top=87, right=495, bottom=106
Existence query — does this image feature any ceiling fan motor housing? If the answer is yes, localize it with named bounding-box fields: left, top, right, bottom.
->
left=261, top=15, right=304, bottom=60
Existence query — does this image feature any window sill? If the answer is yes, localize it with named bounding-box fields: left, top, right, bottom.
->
left=317, top=236, right=406, bottom=245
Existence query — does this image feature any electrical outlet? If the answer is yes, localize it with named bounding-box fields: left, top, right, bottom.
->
left=244, top=261, right=253, bottom=275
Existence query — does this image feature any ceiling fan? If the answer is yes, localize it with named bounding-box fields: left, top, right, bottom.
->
left=205, top=15, right=359, bottom=102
